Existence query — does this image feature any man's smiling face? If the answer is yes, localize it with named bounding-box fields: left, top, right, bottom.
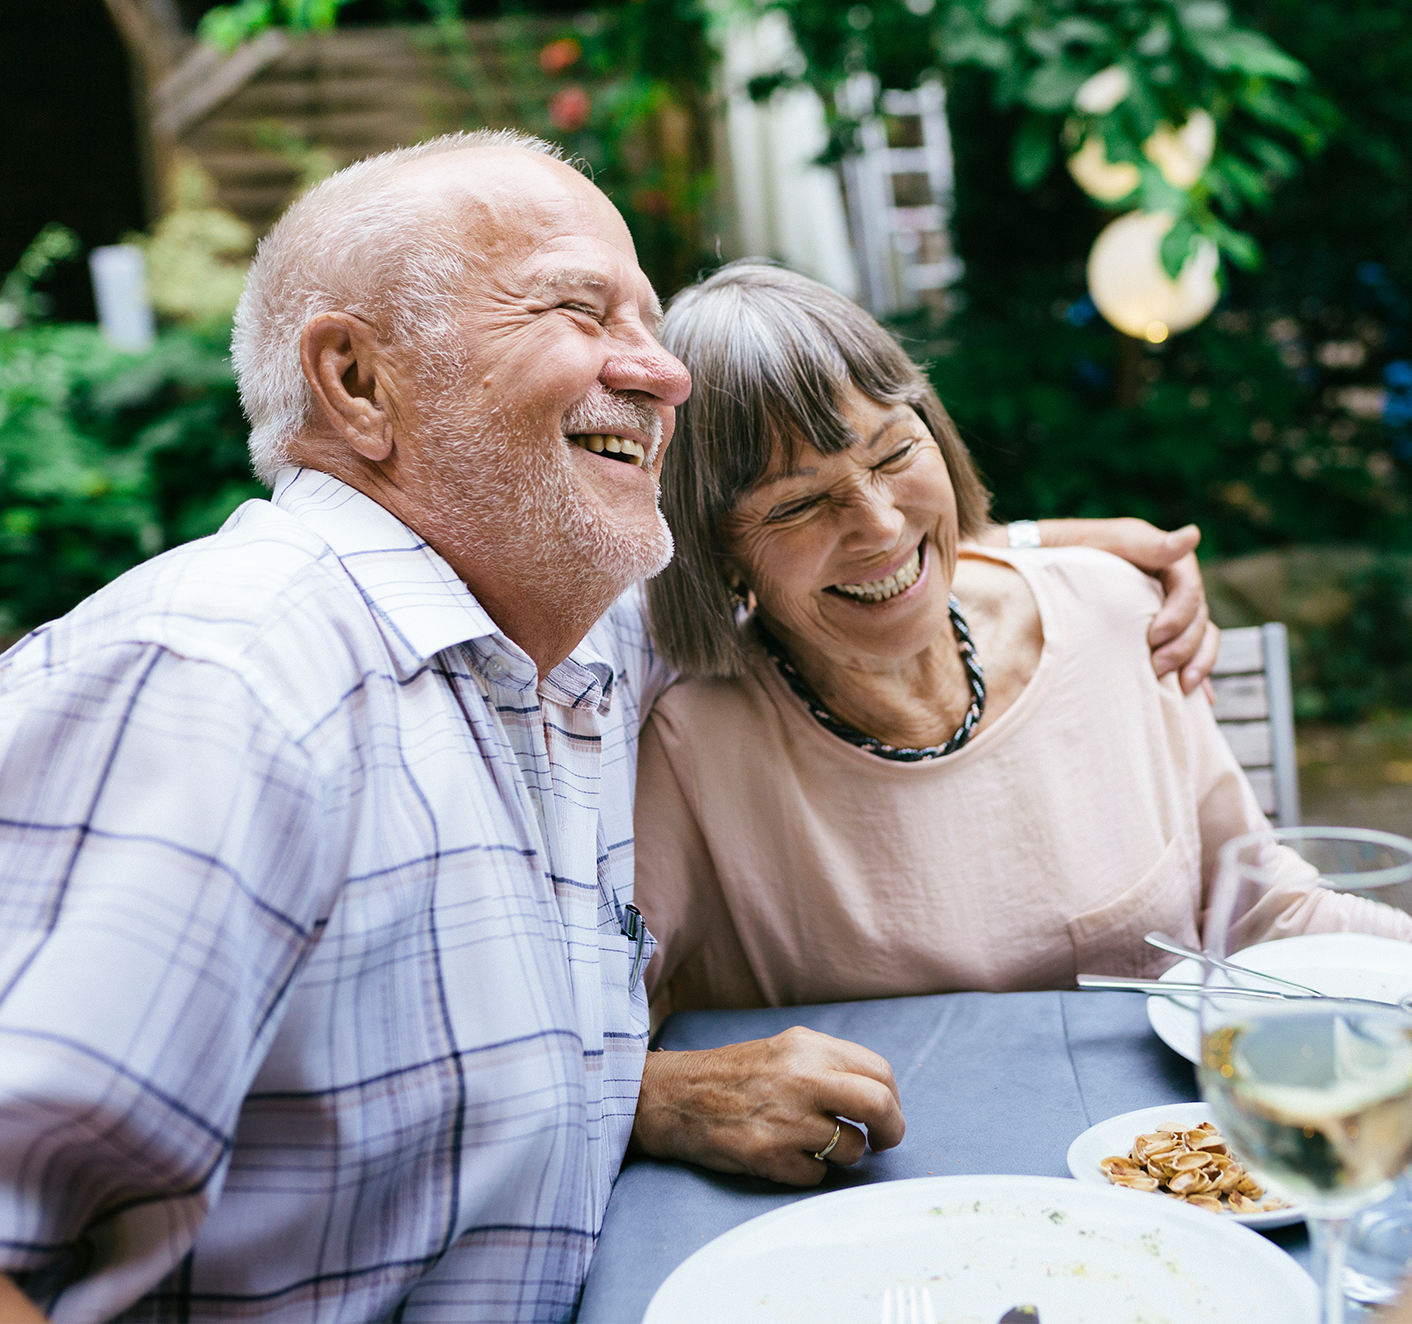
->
left=393, top=148, right=692, bottom=600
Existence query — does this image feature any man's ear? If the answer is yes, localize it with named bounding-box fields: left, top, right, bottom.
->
left=300, top=313, right=396, bottom=463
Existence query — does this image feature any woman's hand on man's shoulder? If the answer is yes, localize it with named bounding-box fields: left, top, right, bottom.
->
left=974, top=517, right=1218, bottom=698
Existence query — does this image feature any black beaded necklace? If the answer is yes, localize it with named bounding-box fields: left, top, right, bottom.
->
left=755, top=595, right=986, bottom=763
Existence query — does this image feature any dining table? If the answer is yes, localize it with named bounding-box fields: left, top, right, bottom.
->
left=576, top=988, right=1313, bottom=1323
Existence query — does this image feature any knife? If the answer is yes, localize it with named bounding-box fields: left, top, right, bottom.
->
left=1076, top=973, right=1400, bottom=1008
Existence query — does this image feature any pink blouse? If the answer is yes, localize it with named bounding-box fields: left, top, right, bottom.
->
left=635, top=548, right=1412, bottom=1016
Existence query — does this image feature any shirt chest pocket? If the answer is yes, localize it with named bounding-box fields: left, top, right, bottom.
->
left=1066, top=836, right=1203, bottom=981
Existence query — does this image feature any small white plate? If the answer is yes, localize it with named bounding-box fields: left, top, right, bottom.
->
left=1146, top=932, right=1412, bottom=1064
left=1066, top=1100, right=1303, bottom=1230
left=643, top=1173, right=1317, bottom=1323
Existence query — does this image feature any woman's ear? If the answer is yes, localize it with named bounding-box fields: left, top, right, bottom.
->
left=719, top=555, right=748, bottom=604
left=300, top=313, right=396, bottom=463
left=722, top=563, right=756, bottom=614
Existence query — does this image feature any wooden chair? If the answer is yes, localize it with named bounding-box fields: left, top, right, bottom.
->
left=1211, top=624, right=1301, bottom=827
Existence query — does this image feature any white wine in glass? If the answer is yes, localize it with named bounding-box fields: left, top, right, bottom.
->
left=1198, top=827, right=1412, bottom=1324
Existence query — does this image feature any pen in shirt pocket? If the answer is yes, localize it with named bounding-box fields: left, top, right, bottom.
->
left=622, top=903, right=646, bottom=993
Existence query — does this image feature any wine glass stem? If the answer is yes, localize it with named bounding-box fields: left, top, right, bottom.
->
left=1309, top=1215, right=1350, bottom=1324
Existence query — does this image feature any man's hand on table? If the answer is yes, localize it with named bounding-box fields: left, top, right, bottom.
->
left=973, top=517, right=1219, bottom=696
left=630, top=1026, right=906, bottom=1187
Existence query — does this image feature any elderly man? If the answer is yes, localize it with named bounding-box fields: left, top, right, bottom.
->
left=0, top=131, right=1214, bottom=1323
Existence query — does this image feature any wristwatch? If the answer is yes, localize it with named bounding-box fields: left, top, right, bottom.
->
left=1007, top=519, right=1042, bottom=549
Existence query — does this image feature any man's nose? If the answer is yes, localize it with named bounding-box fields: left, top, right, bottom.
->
left=600, top=333, right=692, bottom=408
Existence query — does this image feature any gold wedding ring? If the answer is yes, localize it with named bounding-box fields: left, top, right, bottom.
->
left=813, top=1122, right=842, bottom=1163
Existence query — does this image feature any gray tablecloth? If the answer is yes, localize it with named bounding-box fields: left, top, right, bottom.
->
left=577, top=989, right=1310, bottom=1323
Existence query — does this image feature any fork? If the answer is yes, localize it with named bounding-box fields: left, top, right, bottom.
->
left=1143, top=930, right=1326, bottom=996
left=879, top=1285, right=937, bottom=1324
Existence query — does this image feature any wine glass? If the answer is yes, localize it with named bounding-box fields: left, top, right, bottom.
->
left=1198, top=827, right=1412, bottom=1324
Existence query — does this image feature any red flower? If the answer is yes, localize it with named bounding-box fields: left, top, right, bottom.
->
left=548, top=87, right=591, bottom=132
left=539, top=38, right=582, bottom=73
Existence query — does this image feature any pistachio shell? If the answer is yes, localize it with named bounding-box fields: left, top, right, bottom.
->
left=1169, top=1170, right=1210, bottom=1195
left=1101, top=1119, right=1269, bottom=1216
left=1111, top=1173, right=1161, bottom=1192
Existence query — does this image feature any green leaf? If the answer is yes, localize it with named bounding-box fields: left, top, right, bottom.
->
left=746, top=71, right=799, bottom=101
left=1022, top=58, right=1089, bottom=110
left=1206, top=169, right=1239, bottom=212
left=1136, top=164, right=1188, bottom=214
left=1136, top=21, right=1172, bottom=57
left=943, top=30, right=1014, bottom=70
left=1052, top=16, right=1112, bottom=47
left=1159, top=217, right=1199, bottom=279
left=984, top=0, right=1024, bottom=28
left=938, top=12, right=1014, bottom=71
left=1099, top=116, right=1142, bottom=165
left=1010, top=113, right=1056, bottom=188
left=1118, top=66, right=1163, bottom=137
left=1179, top=2, right=1231, bottom=34
left=1024, top=15, right=1109, bottom=58
left=994, top=59, right=1029, bottom=107
left=1247, top=135, right=1299, bottom=178
left=1189, top=30, right=1307, bottom=81
left=1240, top=85, right=1324, bottom=151
left=1214, top=154, right=1270, bottom=204
left=196, top=0, right=273, bottom=51
left=1208, top=218, right=1261, bottom=270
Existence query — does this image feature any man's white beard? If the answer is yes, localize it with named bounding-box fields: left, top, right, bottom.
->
left=413, top=386, right=674, bottom=608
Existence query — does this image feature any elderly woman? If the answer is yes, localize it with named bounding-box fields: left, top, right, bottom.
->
left=635, top=262, right=1411, bottom=1019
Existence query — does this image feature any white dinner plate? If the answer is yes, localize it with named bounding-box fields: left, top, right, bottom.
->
left=1146, top=932, right=1412, bottom=1064
left=642, top=1173, right=1317, bottom=1323
left=1065, top=1100, right=1303, bottom=1230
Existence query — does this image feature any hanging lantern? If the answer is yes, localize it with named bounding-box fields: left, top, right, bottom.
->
left=1086, top=211, right=1220, bottom=342
left=1067, top=137, right=1140, bottom=203
left=1074, top=65, right=1132, bottom=116
left=1069, top=109, right=1216, bottom=202
left=1143, top=110, right=1216, bottom=189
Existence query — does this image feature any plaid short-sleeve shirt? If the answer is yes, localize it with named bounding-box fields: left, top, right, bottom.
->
left=0, top=467, right=665, bottom=1322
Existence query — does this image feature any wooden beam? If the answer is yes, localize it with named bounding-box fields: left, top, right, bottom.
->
left=153, top=30, right=291, bottom=139
left=102, top=0, right=188, bottom=81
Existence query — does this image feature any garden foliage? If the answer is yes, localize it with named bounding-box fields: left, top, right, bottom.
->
left=0, top=320, right=258, bottom=637
left=756, top=0, right=1326, bottom=277
left=3, top=0, right=1410, bottom=717
left=924, top=0, right=1412, bottom=555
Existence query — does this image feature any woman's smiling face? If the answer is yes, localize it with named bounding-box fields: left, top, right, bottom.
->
left=723, top=382, right=960, bottom=670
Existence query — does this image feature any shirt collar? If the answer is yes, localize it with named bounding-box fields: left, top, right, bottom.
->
left=273, top=468, right=616, bottom=711
left=273, top=467, right=497, bottom=677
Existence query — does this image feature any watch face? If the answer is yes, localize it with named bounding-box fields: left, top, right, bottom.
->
left=1008, top=520, right=1042, bottom=549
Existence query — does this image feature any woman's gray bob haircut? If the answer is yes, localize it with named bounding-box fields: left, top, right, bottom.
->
left=648, top=261, right=990, bottom=679
left=232, top=129, right=562, bottom=485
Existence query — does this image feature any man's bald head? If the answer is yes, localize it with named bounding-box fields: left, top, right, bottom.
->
left=233, top=130, right=605, bottom=484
